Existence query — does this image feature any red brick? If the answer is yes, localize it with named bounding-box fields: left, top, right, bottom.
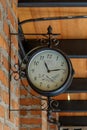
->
left=0, top=53, right=9, bottom=71
left=0, top=122, right=3, bottom=129
left=30, top=128, right=41, bottom=130
left=20, top=79, right=29, bottom=86
left=3, top=125, right=10, bottom=130
left=19, top=128, right=27, bottom=130
left=30, top=89, right=39, bottom=96
left=31, top=111, right=41, bottom=115
left=20, top=118, right=41, bottom=125
left=12, top=1, right=18, bottom=18
left=20, top=89, right=28, bottom=96
left=0, top=35, right=9, bottom=53
left=3, top=21, right=9, bottom=38
left=20, top=98, right=41, bottom=106
left=11, top=99, right=19, bottom=109
left=0, top=10, right=1, bottom=20
left=2, top=90, right=9, bottom=104
left=7, top=8, right=15, bottom=27
left=50, top=124, right=56, bottom=129
left=0, top=0, right=7, bottom=9
left=0, top=70, right=8, bottom=87
left=0, top=105, right=5, bottom=117
left=3, top=55, right=9, bottom=71
left=20, top=111, right=27, bottom=116
left=0, top=0, right=19, bottom=129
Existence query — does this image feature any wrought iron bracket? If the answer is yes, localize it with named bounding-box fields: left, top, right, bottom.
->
left=8, top=26, right=61, bottom=127
left=8, top=27, right=28, bottom=118
left=47, top=97, right=60, bottom=125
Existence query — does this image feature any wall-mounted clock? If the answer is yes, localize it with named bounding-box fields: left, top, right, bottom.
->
left=26, top=47, right=74, bottom=97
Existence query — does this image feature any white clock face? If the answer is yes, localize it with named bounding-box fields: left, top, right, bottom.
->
left=27, top=49, right=69, bottom=91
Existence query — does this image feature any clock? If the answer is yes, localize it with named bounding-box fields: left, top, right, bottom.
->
left=26, top=47, right=74, bottom=97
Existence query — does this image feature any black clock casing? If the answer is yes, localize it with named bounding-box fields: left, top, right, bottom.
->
left=26, top=46, right=74, bottom=97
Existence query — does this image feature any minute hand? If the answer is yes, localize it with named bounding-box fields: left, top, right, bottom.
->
left=49, top=68, right=65, bottom=72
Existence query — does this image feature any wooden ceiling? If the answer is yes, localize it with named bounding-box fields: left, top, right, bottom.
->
left=18, top=0, right=87, bottom=126
left=18, top=7, right=87, bottom=39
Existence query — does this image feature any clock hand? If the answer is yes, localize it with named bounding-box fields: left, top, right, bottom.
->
left=44, top=61, right=50, bottom=73
left=44, top=62, right=65, bottom=73
left=49, top=69, right=65, bottom=72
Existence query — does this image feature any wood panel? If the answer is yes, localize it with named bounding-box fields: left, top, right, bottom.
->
left=59, top=116, right=87, bottom=126
left=22, top=39, right=87, bottom=58
left=71, top=59, right=87, bottom=78
left=18, top=0, right=87, bottom=7
left=18, top=6, right=87, bottom=118
left=18, top=6, right=87, bottom=96
left=54, top=93, right=87, bottom=100
left=59, top=112, right=87, bottom=116
left=18, top=7, right=87, bottom=39
left=51, top=100, right=87, bottom=112
left=53, top=58, right=87, bottom=100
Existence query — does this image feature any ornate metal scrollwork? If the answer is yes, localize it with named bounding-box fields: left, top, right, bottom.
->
left=47, top=97, right=60, bottom=126
left=9, top=26, right=61, bottom=128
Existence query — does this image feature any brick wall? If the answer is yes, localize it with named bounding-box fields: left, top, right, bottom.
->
left=20, top=78, right=57, bottom=130
left=19, top=79, right=42, bottom=130
left=0, top=0, right=58, bottom=129
left=0, top=0, right=19, bottom=130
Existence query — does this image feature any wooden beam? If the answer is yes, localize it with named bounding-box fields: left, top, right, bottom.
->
left=59, top=116, right=87, bottom=126
left=22, top=39, right=87, bottom=58
left=18, top=0, right=87, bottom=7
left=58, top=39, right=87, bottom=58
left=62, top=127, right=82, bottom=130
left=51, top=100, right=87, bottom=112
left=66, top=78, right=87, bottom=93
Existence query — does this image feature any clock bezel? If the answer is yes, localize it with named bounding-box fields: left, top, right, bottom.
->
left=26, top=47, right=74, bottom=97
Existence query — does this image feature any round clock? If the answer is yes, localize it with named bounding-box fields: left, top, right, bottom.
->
left=26, top=47, right=74, bottom=97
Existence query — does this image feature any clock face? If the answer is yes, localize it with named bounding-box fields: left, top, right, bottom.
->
left=27, top=48, right=70, bottom=92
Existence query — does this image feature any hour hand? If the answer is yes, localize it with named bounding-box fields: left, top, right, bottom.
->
left=44, top=61, right=50, bottom=72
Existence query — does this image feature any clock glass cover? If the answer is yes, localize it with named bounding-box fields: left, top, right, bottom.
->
left=26, top=48, right=73, bottom=96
